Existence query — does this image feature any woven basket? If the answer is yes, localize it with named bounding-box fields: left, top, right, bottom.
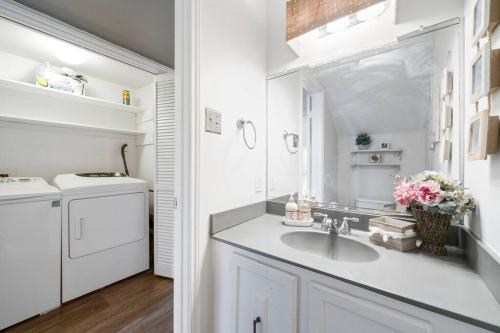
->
left=412, top=208, right=451, bottom=256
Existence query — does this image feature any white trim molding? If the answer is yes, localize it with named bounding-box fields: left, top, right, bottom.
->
left=0, top=0, right=171, bottom=74
left=175, top=0, right=201, bottom=332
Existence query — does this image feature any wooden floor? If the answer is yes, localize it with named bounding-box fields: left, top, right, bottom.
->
left=3, top=270, right=173, bottom=333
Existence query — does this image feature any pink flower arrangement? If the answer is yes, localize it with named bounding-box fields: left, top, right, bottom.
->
left=392, top=171, right=476, bottom=219
left=394, top=179, right=445, bottom=208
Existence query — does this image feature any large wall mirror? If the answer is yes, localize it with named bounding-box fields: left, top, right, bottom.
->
left=267, top=23, right=462, bottom=214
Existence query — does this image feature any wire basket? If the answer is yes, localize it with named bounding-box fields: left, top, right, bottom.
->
left=412, top=208, right=451, bottom=256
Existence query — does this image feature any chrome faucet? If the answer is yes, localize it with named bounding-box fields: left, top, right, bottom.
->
left=339, top=217, right=360, bottom=235
left=314, top=213, right=340, bottom=234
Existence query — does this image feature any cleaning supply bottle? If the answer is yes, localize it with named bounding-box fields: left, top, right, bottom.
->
left=286, top=193, right=299, bottom=220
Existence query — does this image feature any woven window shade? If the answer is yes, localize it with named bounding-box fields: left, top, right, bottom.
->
left=286, top=0, right=384, bottom=40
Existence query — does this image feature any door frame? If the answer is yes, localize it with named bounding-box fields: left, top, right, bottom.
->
left=0, top=2, right=196, bottom=332
left=175, top=0, right=201, bottom=332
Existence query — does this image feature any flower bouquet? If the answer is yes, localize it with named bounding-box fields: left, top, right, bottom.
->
left=393, top=171, right=475, bottom=256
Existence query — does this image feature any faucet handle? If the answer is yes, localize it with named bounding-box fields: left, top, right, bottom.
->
left=314, top=213, right=331, bottom=232
left=340, top=217, right=359, bottom=235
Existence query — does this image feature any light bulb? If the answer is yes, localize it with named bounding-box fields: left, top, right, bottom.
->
left=326, top=16, right=350, bottom=34
left=356, top=2, right=386, bottom=22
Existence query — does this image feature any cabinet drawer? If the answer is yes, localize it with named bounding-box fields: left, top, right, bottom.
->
left=308, top=281, right=432, bottom=333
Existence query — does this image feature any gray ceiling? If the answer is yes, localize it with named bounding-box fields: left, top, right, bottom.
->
left=14, top=0, right=175, bottom=68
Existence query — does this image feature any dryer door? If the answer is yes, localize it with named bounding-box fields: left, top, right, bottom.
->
left=68, top=192, right=146, bottom=259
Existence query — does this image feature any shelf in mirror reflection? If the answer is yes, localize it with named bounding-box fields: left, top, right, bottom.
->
left=350, top=149, right=403, bottom=153
left=350, top=163, right=400, bottom=171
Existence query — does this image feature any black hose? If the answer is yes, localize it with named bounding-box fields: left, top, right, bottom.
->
left=121, top=144, right=129, bottom=176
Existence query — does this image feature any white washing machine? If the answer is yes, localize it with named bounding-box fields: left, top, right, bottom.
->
left=0, top=177, right=61, bottom=330
left=53, top=173, right=149, bottom=302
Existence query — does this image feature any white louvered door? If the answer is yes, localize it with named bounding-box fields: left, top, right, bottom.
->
left=154, top=73, right=176, bottom=278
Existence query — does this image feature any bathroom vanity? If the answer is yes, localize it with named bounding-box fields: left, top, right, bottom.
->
left=208, top=15, right=500, bottom=333
left=211, top=214, right=500, bottom=332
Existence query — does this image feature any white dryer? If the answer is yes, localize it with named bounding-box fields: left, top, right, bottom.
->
left=53, top=174, right=149, bottom=302
left=0, top=177, right=61, bottom=330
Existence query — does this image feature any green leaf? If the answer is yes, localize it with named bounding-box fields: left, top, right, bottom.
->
left=438, top=201, right=458, bottom=215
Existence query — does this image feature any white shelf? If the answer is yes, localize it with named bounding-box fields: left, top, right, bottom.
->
left=351, top=163, right=401, bottom=167
left=0, top=78, right=145, bottom=114
left=351, top=149, right=403, bottom=154
left=0, top=114, right=145, bottom=136
left=350, top=163, right=401, bottom=171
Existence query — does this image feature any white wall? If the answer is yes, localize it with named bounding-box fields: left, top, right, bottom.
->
left=199, top=0, right=268, bottom=331
left=266, top=0, right=465, bottom=76
left=0, top=121, right=137, bottom=181
left=463, top=0, right=500, bottom=256
left=426, top=25, right=461, bottom=180
left=337, top=131, right=426, bottom=207
left=323, top=105, right=339, bottom=203
left=267, top=72, right=301, bottom=199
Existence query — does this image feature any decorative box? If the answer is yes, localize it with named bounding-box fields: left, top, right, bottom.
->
left=369, top=216, right=417, bottom=252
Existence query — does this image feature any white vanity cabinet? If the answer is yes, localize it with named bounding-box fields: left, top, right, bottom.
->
left=307, top=281, right=431, bottom=333
left=213, top=241, right=492, bottom=333
left=231, top=254, right=298, bottom=333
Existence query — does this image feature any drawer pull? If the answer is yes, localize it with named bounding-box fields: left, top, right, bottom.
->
left=253, top=316, right=261, bottom=333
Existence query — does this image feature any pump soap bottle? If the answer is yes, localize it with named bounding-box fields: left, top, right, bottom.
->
left=286, top=193, right=299, bottom=221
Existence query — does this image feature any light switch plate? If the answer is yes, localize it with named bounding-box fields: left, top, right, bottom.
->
left=205, top=107, right=222, bottom=134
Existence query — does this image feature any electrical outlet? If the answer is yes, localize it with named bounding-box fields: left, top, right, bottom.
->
left=205, top=107, right=222, bottom=134
left=255, top=174, right=263, bottom=193
left=269, top=176, right=276, bottom=190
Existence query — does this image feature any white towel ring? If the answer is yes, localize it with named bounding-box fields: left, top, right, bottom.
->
left=236, top=118, right=256, bottom=150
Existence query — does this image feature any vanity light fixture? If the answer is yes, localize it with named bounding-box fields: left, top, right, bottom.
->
left=325, top=16, right=350, bottom=34
left=356, top=1, right=387, bottom=22
left=322, top=1, right=388, bottom=37
left=286, top=0, right=388, bottom=41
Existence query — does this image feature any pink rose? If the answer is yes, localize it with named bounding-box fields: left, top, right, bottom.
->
left=393, top=179, right=417, bottom=207
left=415, top=180, right=444, bottom=207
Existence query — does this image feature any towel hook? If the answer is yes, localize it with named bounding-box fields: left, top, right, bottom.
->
left=236, top=118, right=256, bottom=149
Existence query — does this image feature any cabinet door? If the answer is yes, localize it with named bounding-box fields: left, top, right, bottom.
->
left=232, top=253, right=298, bottom=333
left=308, top=281, right=432, bottom=333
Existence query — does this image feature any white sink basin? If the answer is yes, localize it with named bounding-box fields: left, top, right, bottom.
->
left=281, top=231, right=379, bottom=263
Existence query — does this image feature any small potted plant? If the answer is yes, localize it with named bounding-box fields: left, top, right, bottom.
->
left=393, top=171, right=476, bottom=256
left=355, top=133, right=371, bottom=150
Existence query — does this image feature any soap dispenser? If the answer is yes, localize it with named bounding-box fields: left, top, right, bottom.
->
left=286, top=193, right=298, bottom=220
left=299, top=194, right=312, bottom=221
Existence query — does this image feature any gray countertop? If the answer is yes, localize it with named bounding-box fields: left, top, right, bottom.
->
left=212, top=213, right=500, bottom=331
